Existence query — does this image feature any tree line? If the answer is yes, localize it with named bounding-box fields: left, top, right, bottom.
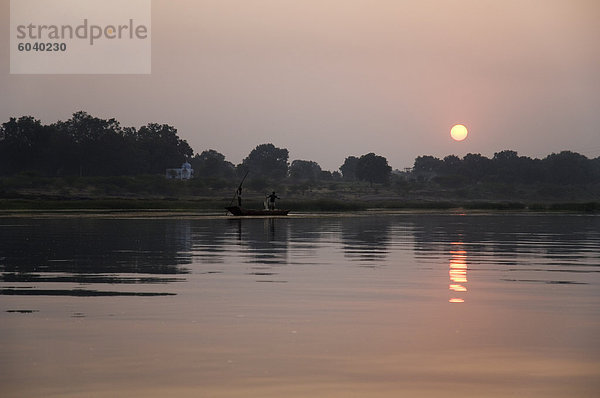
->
left=413, top=150, right=600, bottom=186
left=0, top=112, right=392, bottom=184
left=1, top=112, right=599, bottom=187
left=0, top=112, right=193, bottom=177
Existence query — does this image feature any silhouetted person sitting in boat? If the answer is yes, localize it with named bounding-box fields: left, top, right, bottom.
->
left=267, top=192, right=279, bottom=210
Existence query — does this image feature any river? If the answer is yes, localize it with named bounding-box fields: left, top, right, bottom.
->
left=1, top=212, right=599, bottom=397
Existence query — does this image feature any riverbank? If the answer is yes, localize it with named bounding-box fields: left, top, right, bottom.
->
left=1, top=174, right=599, bottom=213
left=1, top=197, right=598, bottom=214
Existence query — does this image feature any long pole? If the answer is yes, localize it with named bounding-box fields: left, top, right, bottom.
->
left=229, top=170, right=249, bottom=206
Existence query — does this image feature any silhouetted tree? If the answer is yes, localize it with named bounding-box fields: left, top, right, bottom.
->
left=320, top=170, right=337, bottom=181
left=53, top=111, right=129, bottom=176
left=0, top=116, right=56, bottom=175
left=490, top=150, right=538, bottom=183
left=289, top=160, right=322, bottom=181
left=135, top=123, right=193, bottom=175
left=592, top=157, right=600, bottom=181
left=356, top=153, right=392, bottom=185
left=493, top=150, right=519, bottom=162
left=241, top=143, right=289, bottom=180
left=339, top=156, right=359, bottom=181
left=442, top=155, right=461, bottom=172
left=542, top=151, right=592, bottom=184
left=413, top=155, right=443, bottom=173
left=191, top=149, right=235, bottom=179
left=462, top=153, right=492, bottom=181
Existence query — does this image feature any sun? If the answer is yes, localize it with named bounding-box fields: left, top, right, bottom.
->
left=450, top=124, right=468, bottom=141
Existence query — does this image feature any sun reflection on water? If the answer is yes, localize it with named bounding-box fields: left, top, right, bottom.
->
left=449, top=243, right=468, bottom=303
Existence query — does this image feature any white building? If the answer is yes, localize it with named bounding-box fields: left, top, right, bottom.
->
left=166, top=162, right=194, bottom=180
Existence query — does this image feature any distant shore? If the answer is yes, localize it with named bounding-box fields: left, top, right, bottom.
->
left=1, top=172, right=598, bottom=214
left=1, top=197, right=598, bottom=214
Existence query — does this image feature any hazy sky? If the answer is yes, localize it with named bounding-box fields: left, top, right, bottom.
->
left=2, top=0, right=599, bottom=170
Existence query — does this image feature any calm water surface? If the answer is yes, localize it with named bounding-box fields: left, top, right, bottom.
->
left=1, top=213, right=599, bottom=397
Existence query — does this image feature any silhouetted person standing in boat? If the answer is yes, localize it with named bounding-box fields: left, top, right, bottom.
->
left=267, top=192, right=279, bottom=210
left=237, top=186, right=242, bottom=207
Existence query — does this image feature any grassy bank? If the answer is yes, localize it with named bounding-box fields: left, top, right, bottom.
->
left=1, top=197, right=598, bottom=213
left=0, top=198, right=224, bottom=212
left=1, top=174, right=598, bottom=213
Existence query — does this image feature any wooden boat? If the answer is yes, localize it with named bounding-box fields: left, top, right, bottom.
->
left=225, top=206, right=289, bottom=216
left=226, top=171, right=289, bottom=216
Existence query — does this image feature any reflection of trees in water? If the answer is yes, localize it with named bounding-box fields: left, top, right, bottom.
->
left=411, top=215, right=600, bottom=265
left=238, top=219, right=290, bottom=265
left=191, top=218, right=291, bottom=265
left=191, top=217, right=391, bottom=267
left=287, top=218, right=329, bottom=262
left=192, top=218, right=329, bottom=266
left=0, top=218, right=193, bottom=281
left=341, top=216, right=391, bottom=262
left=287, top=218, right=327, bottom=244
left=191, top=219, right=239, bottom=264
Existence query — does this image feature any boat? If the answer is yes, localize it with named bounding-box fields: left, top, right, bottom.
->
left=225, top=206, right=289, bottom=216
left=225, top=171, right=289, bottom=216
